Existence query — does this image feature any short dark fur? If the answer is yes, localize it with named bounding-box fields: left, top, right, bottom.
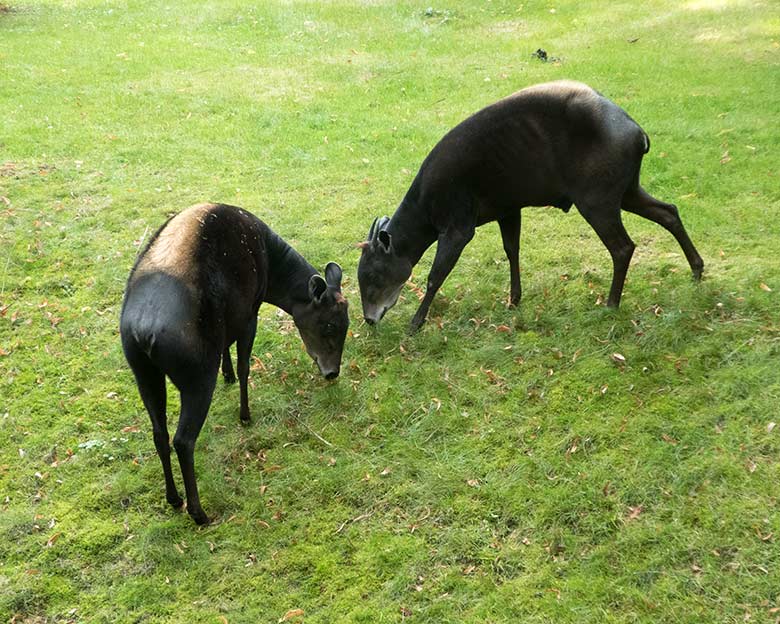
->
left=120, top=204, right=348, bottom=524
left=358, top=81, right=704, bottom=331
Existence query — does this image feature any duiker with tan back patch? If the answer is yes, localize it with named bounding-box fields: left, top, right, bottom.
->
left=120, top=203, right=348, bottom=525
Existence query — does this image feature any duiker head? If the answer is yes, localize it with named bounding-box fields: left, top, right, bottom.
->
left=292, top=262, right=349, bottom=379
left=357, top=217, right=412, bottom=324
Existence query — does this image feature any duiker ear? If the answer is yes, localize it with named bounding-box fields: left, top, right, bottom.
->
left=308, top=274, right=328, bottom=304
left=325, top=262, right=343, bottom=291
left=367, top=217, right=380, bottom=242
left=377, top=229, right=392, bottom=253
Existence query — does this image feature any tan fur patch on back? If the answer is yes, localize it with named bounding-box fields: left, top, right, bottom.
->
left=524, top=80, right=593, bottom=96
left=496, top=80, right=596, bottom=110
left=517, top=80, right=597, bottom=103
left=135, top=203, right=215, bottom=280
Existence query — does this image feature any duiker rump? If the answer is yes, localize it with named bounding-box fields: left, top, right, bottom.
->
left=120, top=203, right=348, bottom=524
left=358, top=80, right=703, bottom=332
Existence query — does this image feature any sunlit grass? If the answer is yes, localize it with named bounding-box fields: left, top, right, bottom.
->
left=1, top=0, right=779, bottom=622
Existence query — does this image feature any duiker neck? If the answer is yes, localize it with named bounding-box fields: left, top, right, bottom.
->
left=387, top=185, right=437, bottom=266
left=264, top=229, right=318, bottom=315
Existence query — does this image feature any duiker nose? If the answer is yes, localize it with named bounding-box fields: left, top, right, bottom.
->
left=364, top=316, right=376, bottom=325
left=324, top=370, right=339, bottom=380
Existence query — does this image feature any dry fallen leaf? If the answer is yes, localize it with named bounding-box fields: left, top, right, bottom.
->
left=759, top=282, right=772, bottom=292
left=611, top=353, right=626, bottom=365
left=45, top=532, right=62, bottom=547
left=626, top=505, right=643, bottom=522
left=768, top=422, right=776, bottom=433
left=279, top=608, right=304, bottom=623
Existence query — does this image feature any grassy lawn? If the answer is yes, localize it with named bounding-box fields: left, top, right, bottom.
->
left=1, top=0, right=779, bottom=622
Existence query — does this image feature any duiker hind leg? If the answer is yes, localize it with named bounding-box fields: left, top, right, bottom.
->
left=173, top=376, right=217, bottom=525
left=577, top=203, right=636, bottom=308
left=621, top=185, right=704, bottom=280
left=125, top=348, right=182, bottom=509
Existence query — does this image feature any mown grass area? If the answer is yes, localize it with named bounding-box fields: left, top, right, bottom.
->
left=1, top=0, right=779, bottom=622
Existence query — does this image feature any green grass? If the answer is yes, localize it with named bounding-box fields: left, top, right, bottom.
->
left=1, top=0, right=779, bottom=622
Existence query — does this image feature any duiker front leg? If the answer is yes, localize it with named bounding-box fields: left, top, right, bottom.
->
left=235, top=318, right=258, bottom=424
left=410, top=227, right=474, bottom=333
left=498, top=212, right=522, bottom=306
left=221, top=345, right=236, bottom=384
